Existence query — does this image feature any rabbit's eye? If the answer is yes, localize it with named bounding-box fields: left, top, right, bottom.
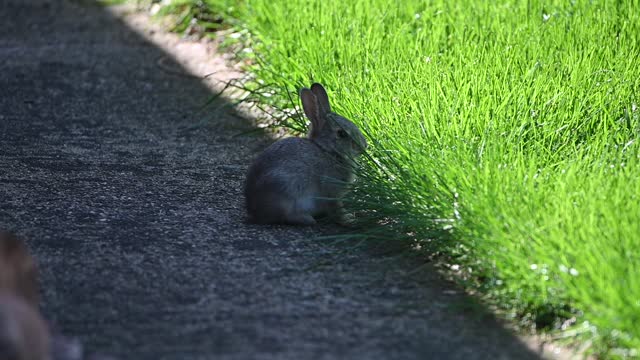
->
left=337, top=129, right=348, bottom=138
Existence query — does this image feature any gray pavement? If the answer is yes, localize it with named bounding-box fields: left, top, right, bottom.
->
left=0, top=0, right=546, bottom=359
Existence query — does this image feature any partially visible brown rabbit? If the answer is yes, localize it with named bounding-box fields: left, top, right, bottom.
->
left=244, top=83, right=368, bottom=225
left=0, top=232, right=40, bottom=307
left=0, top=231, right=50, bottom=360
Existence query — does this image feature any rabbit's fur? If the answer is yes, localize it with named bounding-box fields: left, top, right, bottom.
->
left=245, top=83, right=367, bottom=225
left=0, top=293, right=50, bottom=360
left=0, top=232, right=39, bottom=308
left=0, top=232, right=49, bottom=360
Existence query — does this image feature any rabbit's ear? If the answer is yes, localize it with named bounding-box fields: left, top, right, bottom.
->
left=310, top=83, right=331, bottom=114
left=300, top=88, right=326, bottom=137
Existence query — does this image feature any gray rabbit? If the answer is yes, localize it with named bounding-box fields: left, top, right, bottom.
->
left=244, top=83, right=367, bottom=225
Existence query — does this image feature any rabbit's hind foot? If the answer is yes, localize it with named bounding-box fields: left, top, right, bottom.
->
left=284, top=213, right=317, bottom=226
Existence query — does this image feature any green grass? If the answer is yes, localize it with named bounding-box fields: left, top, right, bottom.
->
left=154, top=0, right=639, bottom=357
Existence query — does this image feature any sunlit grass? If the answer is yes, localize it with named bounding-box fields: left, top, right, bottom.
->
left=154, top=0, right=639, bottom=356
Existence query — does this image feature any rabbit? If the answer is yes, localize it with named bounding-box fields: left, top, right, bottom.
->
left=244, top=83, right=367, bottom=225
left=0, top=232, right=50, bottom=360
left=0, top=232, right=40, bottom=308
